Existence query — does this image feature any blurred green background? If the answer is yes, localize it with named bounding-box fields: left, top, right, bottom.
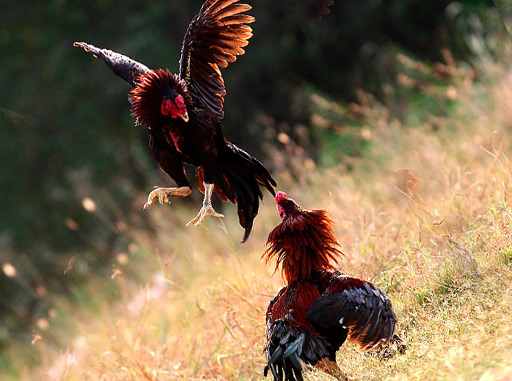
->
left=0, top=0, right=505, bottom=350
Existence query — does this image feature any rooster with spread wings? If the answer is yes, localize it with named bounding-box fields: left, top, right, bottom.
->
left=74, top=0, right=276, bottom=242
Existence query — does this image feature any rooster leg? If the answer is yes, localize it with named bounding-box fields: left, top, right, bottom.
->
left=186, top=183, right=224, bottom=226
left=143, top=186, right=192, bottom=209
left=315, top=358, right=350, bottom=380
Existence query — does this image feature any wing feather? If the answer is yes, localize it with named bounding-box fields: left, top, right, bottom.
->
left=219, top=14, right=255, bottom=26
left=73, top=42, right=150, bottom=88
left=206, top=0, right=242, bottom=16
left=179, top=0, right=254, bottom=119
left=213, top=3, right=252, bottom=19
left=305, top=276, right=397, bottom=351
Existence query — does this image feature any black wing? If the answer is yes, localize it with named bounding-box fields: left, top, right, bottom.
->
left=179, top=0, right=254, bottom=119
left=305, top=276, right=397, bottom=351
left=73, top=42, right=150, bottom=88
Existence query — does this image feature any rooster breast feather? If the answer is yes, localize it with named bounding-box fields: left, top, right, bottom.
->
left=305, top=275, right=397, bottom=352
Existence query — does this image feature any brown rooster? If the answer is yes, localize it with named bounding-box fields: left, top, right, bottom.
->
left=263, top=192, right=396, bottom=380
left=74, top=0, right=276, bottom=242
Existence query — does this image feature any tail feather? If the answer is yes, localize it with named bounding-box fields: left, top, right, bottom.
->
left=264, top=319, right=330, bottom=381
left=214, top=142, right=276, bottom=242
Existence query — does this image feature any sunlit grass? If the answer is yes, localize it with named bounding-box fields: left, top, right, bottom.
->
left=3, top=46, right=512, bottom=380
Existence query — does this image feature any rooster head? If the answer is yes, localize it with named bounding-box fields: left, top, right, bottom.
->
left=275, top=191, right=302, bottom=220
left=264, top=192, right=343, bottom=282
left=130, top=69, right=190, bottom=127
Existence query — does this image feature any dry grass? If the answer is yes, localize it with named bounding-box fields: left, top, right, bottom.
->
left=4, top=51, right=512, bottom=380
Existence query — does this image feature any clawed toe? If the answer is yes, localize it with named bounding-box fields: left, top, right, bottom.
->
left=144, top=188, right=170, bottom=209
left=186, top=204, right=224, bottom=227
left=143, top=186, right=192, bottom=210
left=144, top=183, right=223, bottom=226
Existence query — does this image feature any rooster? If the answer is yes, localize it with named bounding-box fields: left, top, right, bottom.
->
left=263, top=192, right=397, bottom=380
left=74, top=0, right=276, bottom=242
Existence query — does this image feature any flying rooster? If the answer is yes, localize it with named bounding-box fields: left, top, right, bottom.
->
left=263, top=192, right=397, bottom=380
left=74, top=0, right=276, bottom=242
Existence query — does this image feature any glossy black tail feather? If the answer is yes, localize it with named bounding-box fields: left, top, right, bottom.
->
left=264, top=318, right=331, bottom=381
left=217, top=142, right=276, bottom=242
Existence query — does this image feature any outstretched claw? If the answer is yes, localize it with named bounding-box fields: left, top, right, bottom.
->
left=186, top=204, right=224, bottom=226
left=143, top=186, right=192, bottom=209
left=186, top=182, right=224, bottom=226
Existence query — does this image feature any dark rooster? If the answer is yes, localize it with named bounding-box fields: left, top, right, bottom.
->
left=263, top=192, right=396, bottom=380
left=74, top=0, right=276, bottom=242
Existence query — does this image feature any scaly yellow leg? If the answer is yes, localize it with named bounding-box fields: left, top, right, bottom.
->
left=315, top=358, right=351, bottom=380
left=186, top=183, right=224, bottom=226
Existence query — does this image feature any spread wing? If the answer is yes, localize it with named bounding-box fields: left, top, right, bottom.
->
left=305, top=276, right=397, bottom=351
left=179, top=0, right=254, bottom=119
left=73, top=42, right=150, bottom=88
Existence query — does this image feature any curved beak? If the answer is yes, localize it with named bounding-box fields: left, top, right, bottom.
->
left=181, top=112, right=189, bottom=122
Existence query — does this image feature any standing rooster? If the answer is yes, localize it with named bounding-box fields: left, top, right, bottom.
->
left=263, top=192, right=396, bottom=380
left=74, top=0, right=276, bottom=242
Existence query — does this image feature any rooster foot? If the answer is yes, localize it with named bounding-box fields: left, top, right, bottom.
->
left=186, top=204, right=224, bottom=227
left=143, top=186, right=192, bottom=209
left=315, top=358, right=351, bottom=380
left=186, top=183, right=223, bottom=226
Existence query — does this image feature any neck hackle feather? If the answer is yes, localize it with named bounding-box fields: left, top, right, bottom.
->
left=129, top=69, right=188, bottom=128
left=263, top=200, right=343, bottom=283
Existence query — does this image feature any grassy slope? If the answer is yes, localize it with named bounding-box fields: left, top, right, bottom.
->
left=4, top=56, right=512, bottom=380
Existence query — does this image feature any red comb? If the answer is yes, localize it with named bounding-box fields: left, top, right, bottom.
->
left=275, top=191, right=287, bottom=203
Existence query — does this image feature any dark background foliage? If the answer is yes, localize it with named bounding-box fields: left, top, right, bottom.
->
left=0, top=0, right=499, bottom=343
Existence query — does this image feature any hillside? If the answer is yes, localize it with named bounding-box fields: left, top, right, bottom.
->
left=2, top=40, right=512, bottom=380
